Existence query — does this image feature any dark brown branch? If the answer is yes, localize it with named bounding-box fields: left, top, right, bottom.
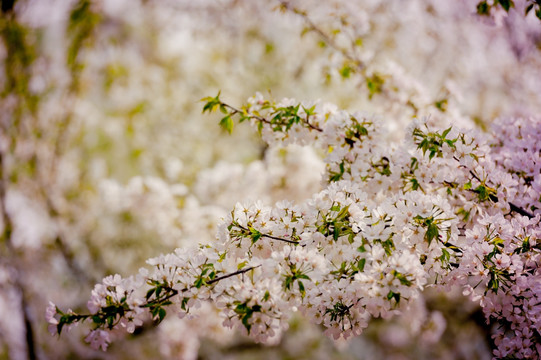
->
left=236, top=223, right=302, bottom=245
left=262, top=233, right=301, bottom=245
left=509, top=202, right=535, bottom=219
left=21, top=291, right=37, bottom=360
left=207, top=265, right=261, bottom=285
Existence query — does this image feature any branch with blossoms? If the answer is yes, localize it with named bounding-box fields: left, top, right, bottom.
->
left=47, top=253, right=261, bottom=351
left=476, top=0, right=541, bottom=22
left=276, top=0, right=364, bottom=69
left=274, top=0, right=443, bottom=114
left=275, top=1, right=391, bottom=102
left=49, top=94, right=541, bottom=359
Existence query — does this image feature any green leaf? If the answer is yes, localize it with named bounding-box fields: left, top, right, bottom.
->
left=181, top=297, right=189, bottom=311
left=201, top=91, right=221, bottom=113
left=488, top=272, right=499, bottom=292
left=425, top=223, right=439, bottom=246
left=219, top=115, right=234, bottom=134
left=336, top=205, right=350, bottom=220
left=250, top=228, right=261, bottom=243
left=340, top=65, right=352, bottom=79
left=410, top=178, right=420, bottom=191
left=366, top=73, right=385, bottom=99
left=477, top=1, right=490, bottom=15
left=297, top=273, right=311, bottom=280
left=298, top=280, right=306, bottom=298
left=284, top=276, right=293, bottom=290
left=330, top=205, right=341, bottom=212
left=441, top=248, right=450, bottom=263
left=387, top=290, right=401, bottom=304
left=435, top=99, right=448, bottom=112
left=441, top=127, right=452, bottom=139
left=158, top=308, right=166, bottom=323
left=394, top=272, right=412, bottom=286
left=357, top=258, right=366, bottom=272
left=333, top=222, right=340, bottom=241
left=194, top=277, right=204, bottom=288
left=497, top=0, right=514, bottom=12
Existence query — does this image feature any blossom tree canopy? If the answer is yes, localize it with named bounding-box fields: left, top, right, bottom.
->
left=1, top=0, right=541, bottom=359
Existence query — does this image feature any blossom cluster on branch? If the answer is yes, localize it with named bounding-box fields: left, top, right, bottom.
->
left=49, top=94, right=541, bottom=359
left=2, top=0, right=540, bottom=358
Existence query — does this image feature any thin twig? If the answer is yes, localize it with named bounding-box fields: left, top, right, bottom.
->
left=207, top=265, right=261, bottom=285
left=236, top=223, right=302, bottom=245
left=277, top=0, right=363, bottom=68
left=223, top=102, right=323, bottom=133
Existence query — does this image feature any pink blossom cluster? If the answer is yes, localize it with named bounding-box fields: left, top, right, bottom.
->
left=48, top=96, right=540, bottom=359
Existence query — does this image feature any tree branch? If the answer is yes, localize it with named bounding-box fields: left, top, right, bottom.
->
left=277, top=0, right=363, bottom=69
left=222, top=102, right=323, bottom=133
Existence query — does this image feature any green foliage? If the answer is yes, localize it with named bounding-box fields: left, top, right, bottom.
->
left=67, top=0, right=101, bottom=80
left=392, top=270, right=413, bottom=286
left=339, top=64, right=353, bottom=79
left=202, top=92, right=324, bottom=138
left=412, top=126, right=457, bottom=160
left=324, top=301, right=353, bottom=323
left=474, top=0, right=541, bottom=22
left=476, top=0, right=514, bottom=16
left=330, top=257, right=367, bottom=281
left=344, top=116, right=371, bottom=148
left=329, top=161, right=347, bottom=182
left=283, top=263, right=311, bottom=298
left=401, top=157, right=423, bottom=192
left=201, top=92, right=222, bottom=114
left=464, top=180, right=498, bottom=203
left=234, top=302, right=262, bottom=333
left=374, top=235, right=395, bottom=256
left=386, top=290, right=401, bottom=304
left=525, top=1, right=541, bottom=19
left=366, top=73, right=385, bottom=99
left=0, top=17, right=39, bottom=114
left=316, top=203, right=355, bottom=242
left=434, top=98, right=448, bottom=112
left=219, top=115, right=234, bottom=134
left=372, top=157, right=391, bottom=176
left=54, top=307, right=88, bottom=335
left=413, top=210, right=452, bottom=247
left=193, top=263, right=217, bottom=288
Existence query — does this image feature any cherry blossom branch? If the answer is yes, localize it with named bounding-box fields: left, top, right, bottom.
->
left=277, top=0, right=364, bottom=68
left=452, top=157, right=535, bottom=219
left=202, top=93, right=323, bottom=134
left=234, top=223, right=302, bottom=245
left=142, top=264, right=261, bottom=309
left=207, top=265, right=261, bottom=285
